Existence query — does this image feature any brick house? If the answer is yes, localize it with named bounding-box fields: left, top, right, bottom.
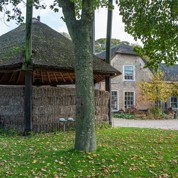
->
left=96, top=43, right=178, bottom=112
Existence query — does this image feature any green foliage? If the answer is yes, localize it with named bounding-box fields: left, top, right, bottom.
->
left=113, top=113, right=136, bottom=119
left=119, top=0, right=178, bottom=68
left=0, top=0, right=45, bottom=23
left=0, top=0, right=24, bottom=23
left=95, top=38, right=121, bottom=53
left=149, top=106, right=162, bottom=117
left=0, top=128, right=178, bottom=177
left=147, top=106, right=170, bottom=119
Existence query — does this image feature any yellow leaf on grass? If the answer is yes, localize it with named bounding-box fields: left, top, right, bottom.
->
left=32, top=160, right=38, bottom=163
left=149, top=164, right=156, bottom=168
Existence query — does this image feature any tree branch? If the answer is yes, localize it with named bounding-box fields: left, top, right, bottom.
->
left=81, top=0, right=94, bottom=22
left=57, top=0, right=77, bottom=37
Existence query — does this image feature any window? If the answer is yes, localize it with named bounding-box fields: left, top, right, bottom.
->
left=124, top=65, right=135, bottom=81
left=155, top=100, right=161, bottom=107
left=111, top=91, right=119, bottom=111
left=125, top=92, right=135, bottom=109
left=171, top=96, right=178, bottom=108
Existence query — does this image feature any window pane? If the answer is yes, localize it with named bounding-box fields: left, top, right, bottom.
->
left=125, top=66, right=133, bottom=70
left=125, top=92, right=134, bottom=109
left=171, top=96, right=178, bottom=108
left=111, top=91, right=118, bottom=111
left=124, top=66, right=134, bottom=80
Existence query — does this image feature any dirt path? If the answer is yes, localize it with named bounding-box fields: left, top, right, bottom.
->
left=113, top=118, right=178, bottom=130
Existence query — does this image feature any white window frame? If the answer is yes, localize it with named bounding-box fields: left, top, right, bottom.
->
left=124, top=91, right=135, bottom=109
left=111, top=90, right=119, bottom=112
left=123, top=65, right=135, bottom=81
left=170, top=96, right=178, bottom=109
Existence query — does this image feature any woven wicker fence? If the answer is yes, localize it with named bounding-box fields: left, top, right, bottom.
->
left=0, top=86, right=109, bottom=132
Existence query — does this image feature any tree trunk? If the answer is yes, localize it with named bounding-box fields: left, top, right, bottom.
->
left=72, top=22, right=96, bottom=152
left=59, top=0, right=96, bottom=152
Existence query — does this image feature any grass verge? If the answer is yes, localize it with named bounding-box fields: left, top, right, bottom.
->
left=0, top=128, right=178, bottom=177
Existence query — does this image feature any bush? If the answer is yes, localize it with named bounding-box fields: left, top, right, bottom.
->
left=149, top=106, right=162, bottom=117
left=147, top=106, right=170, bottom=120
left=125, top=106, right=138, bottom=114
left=113, top=113, right=136, bottom=119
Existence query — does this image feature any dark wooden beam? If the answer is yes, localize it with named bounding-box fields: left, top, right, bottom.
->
left=60, top=72, right=66, bottom=82
left=67, top=73, right=73, bottom=83
left=17, top=71, right=22, bottom=83
left=41, top=70, right=44, bottom=83
left=9, top=72, right=15, bottom=82
left=47, top=71, right=51, bottom=83
left=0, top=73, right=4, bottom=82
left=53, top=72, right=59, bottom=83
left=24, top=0, right=33, bottom=134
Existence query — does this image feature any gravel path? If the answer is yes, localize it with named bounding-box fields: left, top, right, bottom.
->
left=113, top=119, right=178, bottom=130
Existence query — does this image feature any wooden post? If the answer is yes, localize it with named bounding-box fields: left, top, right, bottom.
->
left=105, top=0, right=113, bottom=126
left=24, top=0, right=33, bottom=134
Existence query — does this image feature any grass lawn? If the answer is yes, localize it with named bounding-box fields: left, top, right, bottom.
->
left=0, top=128, right=178, bottom=178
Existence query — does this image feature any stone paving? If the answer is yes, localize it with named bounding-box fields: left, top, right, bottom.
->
left=113, top=119, right=178, bottom=130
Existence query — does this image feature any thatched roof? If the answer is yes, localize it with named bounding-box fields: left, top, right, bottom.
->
left=159, top=63, right=178, bottom=82
left=0, top=19, right=121, bottom=85
left=96, top=43, right=136, bottom=60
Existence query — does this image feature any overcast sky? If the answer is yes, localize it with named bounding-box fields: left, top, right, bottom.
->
left=0, top=2, right=140, bottom=45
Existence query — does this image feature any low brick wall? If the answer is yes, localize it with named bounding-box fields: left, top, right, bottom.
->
left=0, top=86, right=109, bottom=132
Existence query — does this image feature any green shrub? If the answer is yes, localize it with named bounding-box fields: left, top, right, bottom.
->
left=149, top=106, right=162, bottom=117
left=147, top=106, right=171, bottom=120
left=113, top=113, right=136, bottom=119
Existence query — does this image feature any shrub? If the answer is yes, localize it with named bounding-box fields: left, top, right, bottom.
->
left=149, top=106, right=162, bottom=117
left=113, top=113, right=136, bottom=119
left=147, top=106, right=171, bottom=120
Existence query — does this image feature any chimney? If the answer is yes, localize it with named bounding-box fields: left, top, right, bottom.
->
left=37, top=16, right=40, bottom=22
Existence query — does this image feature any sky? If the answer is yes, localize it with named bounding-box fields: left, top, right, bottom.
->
left=0, top=1, right=141, bottom=45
